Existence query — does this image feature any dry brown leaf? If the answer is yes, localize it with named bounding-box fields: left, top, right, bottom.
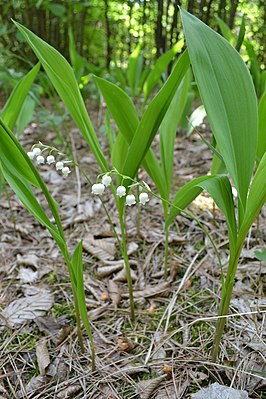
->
left=117, top=336, right=134, bottom=352
left=36, top=339, right=50, bottom=376
left=113, top=267, right=137, bottom=282
left=96, top=263, right=123, bottom=279
left=88, top=304, right=108, bottom=321
left=18, top=266, right=38, bottom=283
left=136, top=375, right=165, bottom=399
left=122, top=282, right=170, bottom=298
left=108, top=280, right=121, bottom=309
left=15, top=376, right=46, bottom=399
left=56, top=384, right=82, bottom=398
left=83, top=235, right=116, bottom=262
left=16, top=253, right=39, bottom=267
left=35, top=316, right=71, bottom=345
left=1, top=287, right=54, bottom=328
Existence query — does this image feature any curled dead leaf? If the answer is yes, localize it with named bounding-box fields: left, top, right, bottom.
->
left=36, top=339, right=50, bottom=376
left=108, top=280, right=121, bottom=309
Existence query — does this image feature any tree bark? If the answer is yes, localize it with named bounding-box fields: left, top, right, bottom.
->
left=104, top=0, right=112, bottom=70
left=228, top=0, right=239, bottom=29
left=155, top=0, right=165, bottom=57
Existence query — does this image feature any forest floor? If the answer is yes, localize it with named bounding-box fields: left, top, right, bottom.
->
left=0, top=99, right=266, bottom=399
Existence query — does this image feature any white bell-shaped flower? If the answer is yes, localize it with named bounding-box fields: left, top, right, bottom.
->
left=62, top=166, right=71, bottom=177
left=32, top=147, right=41, bottom=156
left=102, top=174, right=112, bottom=187
left=116, top=185, right=126, bottom=198
left=47, top=155, right=55, bottom=165
left=56, top=161, right=64, bottom=170
left=92, top=183, right=105, bottom=195
left=139, top=192, right=149, bottom=205
left=126, top=194, right=136, bottom=206
left=36, top=155, right=45, bottom=164
left=27, top=151, right=35, bottom=160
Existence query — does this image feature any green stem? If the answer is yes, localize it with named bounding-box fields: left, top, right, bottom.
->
left=211, top=240, right=243, bottom=361
left=164, top=227, right=169, bottom=279
left=119, top=207, right=135, bottom=321
left=4, top=181, right=16, bottom=231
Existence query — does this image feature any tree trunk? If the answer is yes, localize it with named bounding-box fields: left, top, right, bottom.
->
left=170, top=0, right=180, bottom=47
left=156, top=0, right=164, bottom=57
left=104, top=0, right=111, bottom=70
left=218, top=0, right=227, bottom=21
left=228, top=0, right=239, bottom=29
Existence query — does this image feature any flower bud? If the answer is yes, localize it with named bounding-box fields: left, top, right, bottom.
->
left=102, top=174, right=112, bottom=187
left=56, top=161, right=64, bottom=170
left=92, top=183, right=105, bottom=195
left=126, top=194, right=136, bottom=206
left=36, top=155, right=45, bottom=164
left=32, top=147, right=41, bottom=156
left=62, top=166, right=71, bottom=177
left=27, top=151, right=35, bottom=160
left=116, top=186, right=126, bottom=198
left=46, top=155, right=55, bottom=164
left=139, top=192, right=149, bottom=205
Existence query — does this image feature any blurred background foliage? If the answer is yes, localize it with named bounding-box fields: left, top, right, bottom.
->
left=0, top=0, right=265, bottom=69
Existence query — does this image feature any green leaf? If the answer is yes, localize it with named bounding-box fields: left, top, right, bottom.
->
left=235, top=15, right=245, bottom=52
left=239, top=152, right=266, bottom=240
left=111, top=132, right=128, bottom=172
left=95, top=76, right=167, bottom=197
left=181, top=9, right=258, bottom=219
left=16, top=95, right=36, bottom=137
left=215, top=16, right=235, bottom=44
left=160, top=70, right=189, bottom=197
left=122, top=50, right=190, bottom=184
left=187, top=104, right=206, bottom=136
left=72, top=241, right=94, bottom=342
left=127, top=44, right=143, bottom=96
left=0, top=118, right=65, bottom=241
left=1, top=63, right=39, bottom=130
left=143, top=39, right=184, bottom=102
left=14, top=21, right=108, bottom=173
left=166, top=174, right=236, bottom=251
left=257, top=91, right=266, bottom=163
left=254, top=248, right=266, bottom=262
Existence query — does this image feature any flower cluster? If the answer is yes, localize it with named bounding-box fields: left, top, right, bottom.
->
left=27, top=145, right=71, bottom=178
left=91, top=173, right=150, bottom=206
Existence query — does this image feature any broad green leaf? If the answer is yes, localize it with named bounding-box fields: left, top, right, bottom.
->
left=1, top=63, right=39, bottom=130
left=127, top=44, right=143, bottom=96
left=235, top=15, right=245, bottom=52
left=2, top=165, right=65, bottom=251
left=95, top=76, right=167, bottom=197
left=14, top=21, right=108, bottom=173
left=143, top=39, right=184, bottom=102
left=239, top=152, right=266, bottom=240
left=72, top=241, right=94, bottom=341
left=215, top=16, right=235, bottom=44
left=122, top=50, right=190, bottom=184
left=166, top=175, right=212, bottom=229
left=68, top=27, right=85, bottom=82
left=181, top=9, right=258, bottom=218
left=180, top=91, right=194, bottom=129
left=257, top=91, right=266, bottom=163
left=0, top=118, right=39, bottom=186
left=160, top=70, right=189, bottom=197
left=0, top=118, right=64, bottom=239
left=166, top=174, right=236, bottom=250
left=16, top=95, right=36, bottom=137
left=199, top=176, right=237, bottom=252
left=254, top=248, right=266, bottom=262
left=244, top=39, right=260, bottom=93
left=187, top=104, right=206, bottom=136
left=111, top=132, right=128, bottom=172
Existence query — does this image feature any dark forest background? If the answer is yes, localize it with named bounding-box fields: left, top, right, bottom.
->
left=0, top=0, right=265, bottom=72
